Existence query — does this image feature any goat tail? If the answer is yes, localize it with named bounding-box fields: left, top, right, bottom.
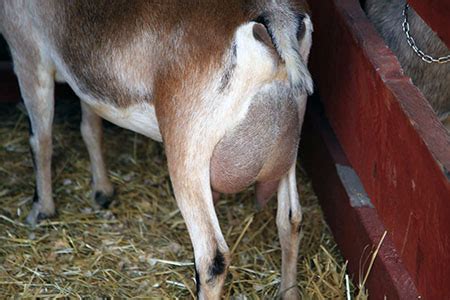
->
left=254, top=1, right=314, bottom=95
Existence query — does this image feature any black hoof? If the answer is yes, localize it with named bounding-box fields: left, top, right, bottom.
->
left=95, top=191, right=114, bottom=209
left=37, top=211, right=55, bottom=222
left=25, top=207, right=56, bottom=227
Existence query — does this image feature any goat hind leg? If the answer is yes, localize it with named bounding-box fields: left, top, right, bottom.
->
left=14, top=61, right=56, bottom=226
left=164, top=139, right=230, bottom=299
left=277, top=162, right=302, bottom=299
left=80, top=102, right=114, bottom=208
left=172, top=172, right=230, bottom=299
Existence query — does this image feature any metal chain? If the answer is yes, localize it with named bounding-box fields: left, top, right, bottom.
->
left=402, top=4, right=450, bottom=64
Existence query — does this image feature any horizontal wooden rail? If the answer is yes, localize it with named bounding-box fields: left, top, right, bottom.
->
left=307, top=0, right=450, bottom=298
left=300, top=98, right=419, bottom=299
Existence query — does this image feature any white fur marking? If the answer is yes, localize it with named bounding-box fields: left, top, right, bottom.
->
left=87, top=102, right=162, bottom=141
left=300, top=16, right=313, bottom=63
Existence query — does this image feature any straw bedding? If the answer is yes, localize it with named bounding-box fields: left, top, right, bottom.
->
left=0, top=98, right=368, bottom=299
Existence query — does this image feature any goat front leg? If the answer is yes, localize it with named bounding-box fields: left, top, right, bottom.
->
left=14, top=60, right=55, bottom=226
left=80, top=102, right=114, bottom=208
left=277, top=162, right=302, bottom=299
left=164, top=138, right=230, bottom=299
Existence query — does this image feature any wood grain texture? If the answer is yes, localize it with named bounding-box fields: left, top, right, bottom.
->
left=300, top=98, right=419, bottom=300
left=307, top=0, right=450, bottom=298
left=409, top=0, right=450, bottom=49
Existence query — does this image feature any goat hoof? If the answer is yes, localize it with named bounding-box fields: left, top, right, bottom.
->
left=25, top=204, right=56, bottom=227
left=94, top=190, right=115, bottom=209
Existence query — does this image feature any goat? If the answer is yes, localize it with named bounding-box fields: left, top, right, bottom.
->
left=0, top=1, right=313, bottom=298
left=365, top=0, right=450, bottom=128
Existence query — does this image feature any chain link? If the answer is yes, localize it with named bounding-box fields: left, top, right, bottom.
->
left=402, top=4, right=450, bottom=64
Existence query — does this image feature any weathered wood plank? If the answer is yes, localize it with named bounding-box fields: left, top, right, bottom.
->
left=409, top=0, right=450, bottom=48
left=300, top=98, right=419, bottom=299
left=307, top=0, right=450, bottom=298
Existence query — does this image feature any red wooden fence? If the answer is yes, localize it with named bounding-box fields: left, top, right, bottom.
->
left=307, top=0, right=450, bottom=298
left=409, top=0, right=450, bottom=48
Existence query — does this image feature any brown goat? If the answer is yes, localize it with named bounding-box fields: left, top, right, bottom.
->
left=0, top=1, right=313, bottom=298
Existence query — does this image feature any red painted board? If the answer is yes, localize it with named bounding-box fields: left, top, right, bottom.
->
left=307, top=0, right=450, bottom=299
left=0, top=62, right=21, bottom=103
left=409, top=0, right=450, bottom=49
left=300, top=98, right=419, bottom=299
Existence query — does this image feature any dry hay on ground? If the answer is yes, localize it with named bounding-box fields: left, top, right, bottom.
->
left=0, top=99, right=368, bottom=299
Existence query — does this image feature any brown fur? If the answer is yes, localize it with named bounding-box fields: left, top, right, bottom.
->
left=0, top=1, right=312, bottom=299
left=30, top=1, right=251, bottom=107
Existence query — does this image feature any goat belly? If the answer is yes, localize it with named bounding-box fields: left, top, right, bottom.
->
left=210, top=84, right=300, bottom=195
